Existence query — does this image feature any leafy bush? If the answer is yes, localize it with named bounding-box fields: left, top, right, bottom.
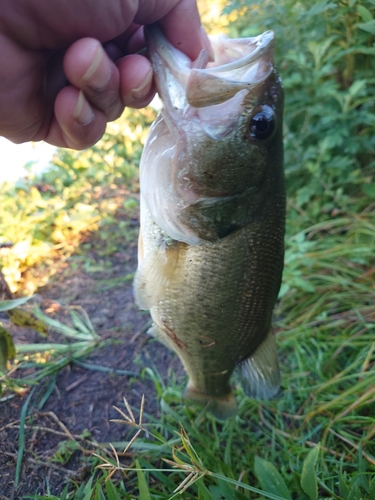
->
left=0, top=108, right=155, bottom=293
left=224, top=0, right=375, bottom=227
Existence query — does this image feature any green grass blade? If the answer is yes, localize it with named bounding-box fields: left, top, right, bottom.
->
left=70, top=310, right=93, bottom=335
left=15, top=387, right=35, bottom=487
left=0, top=324, right=16, bottom=372
left=72, top=359, right=139, bottom=377
left=105, top=478, right=122, bottom=500
left=136, top=459, right=153, bottom=500
left=196, top=479, right=216, bottom=500
left=253, top=456, right=292, bottom=500
left=37, top=373, right=58, bottom=410
left=32, top=306, right=97, bottom=340
left=135, top=460, right=152, bottom=500
left=209, top=472, right=291, bottom=500
left=301, top=445, right=320, bottom=500
left=339, top=472, right=350, bottom=499
left=94, top=482, right=106, bottom=500
left=60, top=484, right=69, bottom=500
left=0, top=296, right=32, bottom=311
left=81, top=475, right=95, bottom=500
left=16, top=342, right=91, bottom=353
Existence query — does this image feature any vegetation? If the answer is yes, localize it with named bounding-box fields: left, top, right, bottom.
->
left=225, top=0, right=375, bottom=222
left=0, top=0, right=374, bottom=498
left=0, top=107, right=154, bottom=295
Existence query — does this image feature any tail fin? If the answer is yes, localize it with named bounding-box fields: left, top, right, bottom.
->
left=238, top=327, right=280, bottom=399
left=184, top=383, right=237, bottom=420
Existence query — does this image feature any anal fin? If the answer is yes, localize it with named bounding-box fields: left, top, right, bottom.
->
left=238, top=327, right=280, bottom=400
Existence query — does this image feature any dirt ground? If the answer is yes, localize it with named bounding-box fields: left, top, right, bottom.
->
left=0, top=210, right=185, bottom=499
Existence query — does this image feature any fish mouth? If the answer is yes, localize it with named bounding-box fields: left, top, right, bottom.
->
left=145, top=24, right=275, bottom=109
left=141, top=25, right=280, bottom=246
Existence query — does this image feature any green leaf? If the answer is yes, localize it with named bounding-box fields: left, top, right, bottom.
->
left=94, top=483, right=106, bottom=500
left=357, top=5, right=373, bottom=22
left=339, top=472, right=350, bottom=499
left=362, top=182, right=375, bottom=197
left=136, top=460, right=152, bottom=500
left=369, top=477, right=375, bottom=497
left=356, top=444, right=369, bottom=493
left=301, top=445, right=320, bottom=500
left=105, top=479, right=121, bottom=500
left=15, top=388, right=35, bottom=487
left=348, top=483, right=361, bottom=500
left=359, top=46, right=375, bottom=54
left=197, top=479, right=216, bottom=500
left=348, top=80, right=367, bottom=97
left=357, top=20, right=375, bottom=34
left=0, top=296, right=32, bottom=312
left=60, top=485, right=69, bottom=500
left=306, top=1, right=336, bottom=18
left=209, top=479, right=248, bottom=500
left=0, top=325, right=16, bottom=372
left=292, top=277, right=316, bottom=293
left=254, top=456, right=292, bottom=500
left=70, top=310, right=92, bottom=335
left=7, top=308, right=48, bottom=336
left=82, top=476, right=95, bottom=500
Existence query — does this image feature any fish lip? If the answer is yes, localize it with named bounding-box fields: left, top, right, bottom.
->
left=145, top=24, right=275, bottom=109
left=205, top=30, right=275, bottom=75
left=144, top=24, right=191, bottom=83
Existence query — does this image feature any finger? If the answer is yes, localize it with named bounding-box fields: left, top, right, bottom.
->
left=159, top=0, right=213, bottom=60
left=123, top=25, right=146, bottom=55
left=118, top=54, right=155, bottom=109
left=63, top=38, right=124, bottom=121
left=134, top=0, right=212, bottom=61
left=0, top=34, right=48, bottom=143
left=47, top=86, right=107, bottom=149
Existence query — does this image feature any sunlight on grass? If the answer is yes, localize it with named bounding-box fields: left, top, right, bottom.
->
left=0, top=108, right=155, bottom=294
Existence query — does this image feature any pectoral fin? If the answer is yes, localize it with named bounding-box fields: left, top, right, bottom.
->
left=133, top=238, right=180, bottom=309
left=137, top=230, right=145, bottom=263
left=238, top=328, right=280, bottom=399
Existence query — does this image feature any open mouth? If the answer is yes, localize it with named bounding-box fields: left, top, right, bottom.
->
left=145, top=25, right=275, bottom=108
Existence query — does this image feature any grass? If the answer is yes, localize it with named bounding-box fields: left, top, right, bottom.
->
left=0, top=304, right=103, bottom=399
left=5, top=203, right=373, bottom=499
left=92, top=207, right=374, bottom=499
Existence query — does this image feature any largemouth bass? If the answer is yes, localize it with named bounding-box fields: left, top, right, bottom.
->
left=134, top=25, right=285, bottom=419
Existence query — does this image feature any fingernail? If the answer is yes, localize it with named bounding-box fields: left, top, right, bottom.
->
left=83, top=44, right=110, bottom=90
left=131, top=68, right=153, bottom=100
left=201, top=26, right=214, bottom=62
left=73, top=91, right=94, bottom=125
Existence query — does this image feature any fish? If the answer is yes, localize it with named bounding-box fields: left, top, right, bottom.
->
left=134, top=24, right=285, bottom=419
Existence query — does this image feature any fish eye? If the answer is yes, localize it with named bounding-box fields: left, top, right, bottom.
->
left=249, top=105, right=275, bottom=140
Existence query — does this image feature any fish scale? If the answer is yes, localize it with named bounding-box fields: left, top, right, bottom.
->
left=134, top=25, right=285, bottom=419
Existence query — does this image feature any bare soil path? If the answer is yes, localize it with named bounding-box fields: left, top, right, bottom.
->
left=0, top=209, right=184, bottom=499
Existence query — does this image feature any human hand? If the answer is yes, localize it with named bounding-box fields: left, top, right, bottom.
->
left=0, top=0, right=211, bottom=149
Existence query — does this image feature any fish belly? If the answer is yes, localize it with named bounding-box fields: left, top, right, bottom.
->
left=138, top=200, right=284, bottom=416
